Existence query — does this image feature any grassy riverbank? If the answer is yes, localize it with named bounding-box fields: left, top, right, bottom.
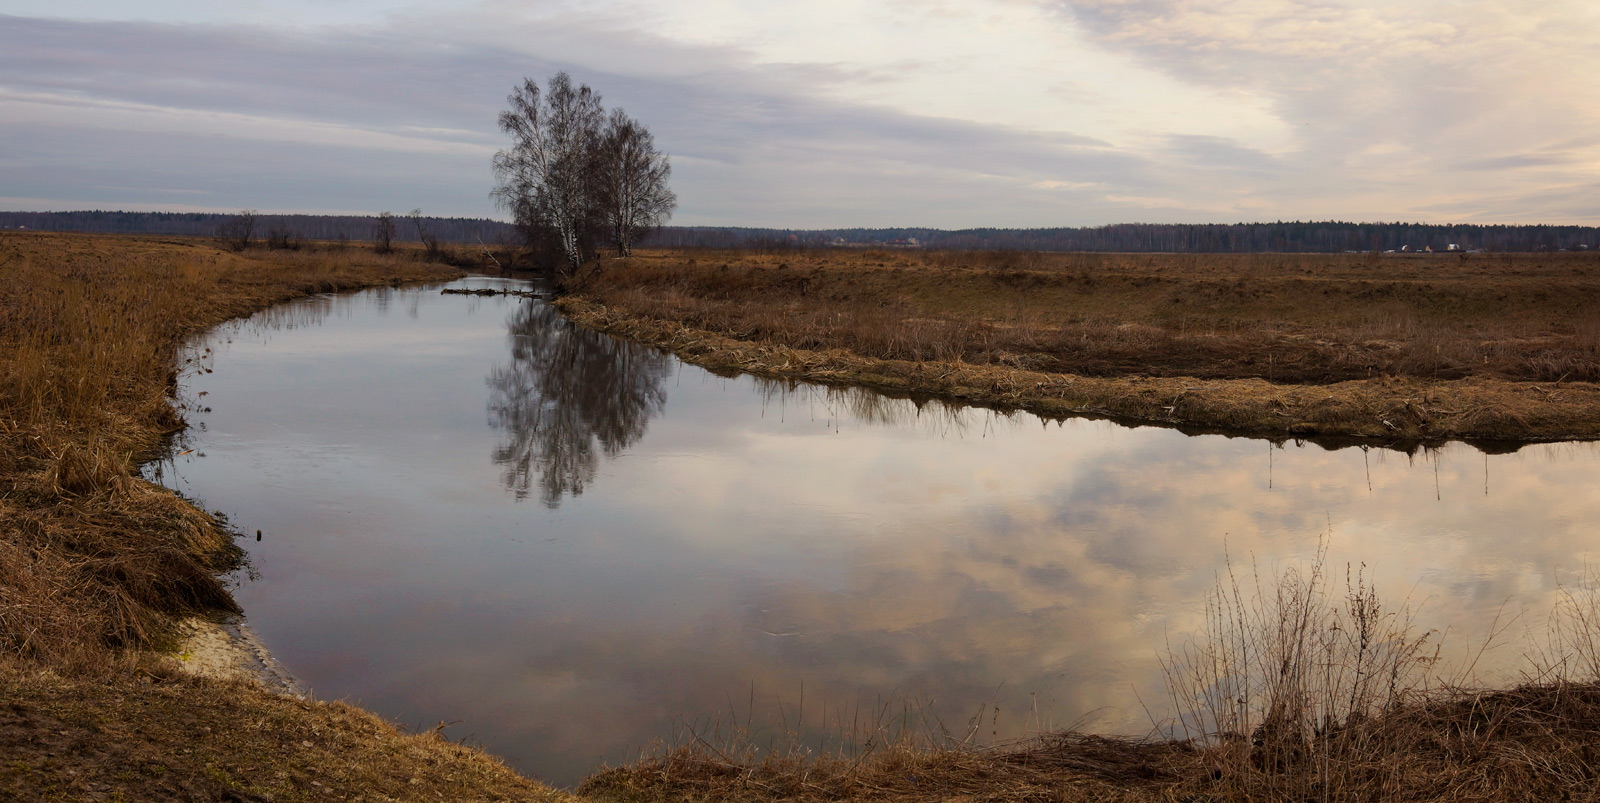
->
left=561, top=248, right=1600, bottom=443
left=0, top=232, right=570, bottom=800
left=584, top=686, right=1600, bottom=802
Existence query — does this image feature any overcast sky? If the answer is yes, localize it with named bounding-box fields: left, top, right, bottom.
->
left=3, top=1, right=1596, bottom=227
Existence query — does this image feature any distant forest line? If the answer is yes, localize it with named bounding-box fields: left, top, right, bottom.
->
left=3, top=210, right=1598, bottom=253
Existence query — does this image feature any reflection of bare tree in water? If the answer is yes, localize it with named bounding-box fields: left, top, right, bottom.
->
left=487, top=303, right=673, bottom=506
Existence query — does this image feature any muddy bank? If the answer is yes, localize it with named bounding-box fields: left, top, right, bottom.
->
left=172, top=615, right=306, bottom=697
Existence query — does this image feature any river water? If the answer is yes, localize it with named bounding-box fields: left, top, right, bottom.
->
left=151, top=278, right=1600, bottom=787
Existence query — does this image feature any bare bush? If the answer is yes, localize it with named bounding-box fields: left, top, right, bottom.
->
left=265, top=222, right=297, bottom=251
left=373, top=211, right=395, bottom=255
left=1161, top=543, right=1445, bottom=798
left=215, top=209, right=256, bottom=252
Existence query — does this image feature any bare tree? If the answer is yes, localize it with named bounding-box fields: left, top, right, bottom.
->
left=216, top=209, right=256, bottom=252
left=373, top=211, right=395, bottom=254
left=409, top=208, right=444, bottom=261
left=492, top=73, right=606, bottom=277
left=594, top=109, right=676, bottom=257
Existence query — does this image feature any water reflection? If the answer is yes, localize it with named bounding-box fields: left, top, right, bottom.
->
left=753, top=379, right=977, bottom=436
left=487, top=303, right=673, bottom=507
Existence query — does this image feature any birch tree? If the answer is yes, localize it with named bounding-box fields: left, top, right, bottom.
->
left=594, top=109, right=676, bottom=257
left=492, top=73, right=605, bottom=276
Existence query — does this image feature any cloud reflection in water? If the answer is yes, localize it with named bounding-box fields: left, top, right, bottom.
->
left=164, top=284, right=1600, bottom=788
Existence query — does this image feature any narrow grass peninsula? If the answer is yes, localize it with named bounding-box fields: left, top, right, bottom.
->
left=560, top=247, right=1600, bottom=445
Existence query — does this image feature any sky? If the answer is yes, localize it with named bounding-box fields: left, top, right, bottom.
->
left=2, top=0, right=1598, bottom=227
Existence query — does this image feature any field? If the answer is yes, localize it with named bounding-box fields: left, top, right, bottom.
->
left=561, top=248, right=1600, bottom=443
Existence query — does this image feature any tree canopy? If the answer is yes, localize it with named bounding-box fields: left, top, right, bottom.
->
left=492, top=73, right=676, bottom=275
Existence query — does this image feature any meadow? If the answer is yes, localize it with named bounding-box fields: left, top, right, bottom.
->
left=562, top=247, right=1600, bottom=443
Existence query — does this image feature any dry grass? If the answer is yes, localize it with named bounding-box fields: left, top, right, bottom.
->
left=580, top=737, right=1185, bottom=802
left=0, top=232, right=460, bottom=669
left=583, top=688, right=1600, bottom=801
left=562, top=248, right=1600, bottom=442
left=0, top=663, right=574, bottom=802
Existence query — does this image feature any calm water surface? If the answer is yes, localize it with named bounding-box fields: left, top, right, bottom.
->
left=153, top=278, right=1600, bottom=787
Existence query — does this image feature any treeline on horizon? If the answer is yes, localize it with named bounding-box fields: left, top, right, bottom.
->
left=4, top=210, right=1598, bottom=253
left=661, top=222, right=1600, bottom=252
left=0, top=210, right=520, bottom=246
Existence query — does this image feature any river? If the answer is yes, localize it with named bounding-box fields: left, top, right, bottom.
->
left=149, top=277, right=1600, bottom=787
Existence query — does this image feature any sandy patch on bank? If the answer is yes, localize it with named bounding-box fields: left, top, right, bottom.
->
left=172, top=615, right=306, bottom=698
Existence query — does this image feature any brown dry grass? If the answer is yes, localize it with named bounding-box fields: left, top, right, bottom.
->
left=563, top=248, right=1600, bottom=442
left=0, top=232, right=573, bottom=799
left=581, top=684, right=1600, bottom=802
left=0, top=232, right=460, bottom=669
left=0, top=665, right=574, bottom=802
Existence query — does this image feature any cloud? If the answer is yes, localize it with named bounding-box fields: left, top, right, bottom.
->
left=0, top=12, right=1171, bottom=223
left=1055, top=0, right=1600, bottom=220
left=3, top=2, right=1599, bottom=223
left=1455, top=154, right=1581, bottom=172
